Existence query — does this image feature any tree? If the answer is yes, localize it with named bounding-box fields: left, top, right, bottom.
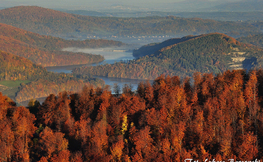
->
left=38, top=127, right=69, bottom=160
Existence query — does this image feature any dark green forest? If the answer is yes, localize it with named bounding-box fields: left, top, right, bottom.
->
left=73, top=33, right=263, bottom=80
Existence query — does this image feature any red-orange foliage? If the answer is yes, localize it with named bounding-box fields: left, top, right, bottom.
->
left=3, top=70, right=263, bottom=161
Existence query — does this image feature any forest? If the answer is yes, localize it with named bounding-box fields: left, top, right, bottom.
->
left=0, top=50, right=105, bottom=103
left=73, top=33, right=263, bottom=80
left=0, top=69, right=263, bottom=161
left=238, top=34, right=263, bottom=48
left=2, top=5, right=263, bottom=161
left=133, top=35, right=199, bottom=58
left=0, top=50, right=46, bottom=81
left=13, top=74, right=104, bottom=103
left=0, top=23, right=124, bottom=67
left=0, top=6, right=262, bottom=38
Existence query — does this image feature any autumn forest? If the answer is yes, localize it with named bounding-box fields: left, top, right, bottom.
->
left=1, top=4, right=263, bottom=162
left=0, top=70, right=263, bottom=161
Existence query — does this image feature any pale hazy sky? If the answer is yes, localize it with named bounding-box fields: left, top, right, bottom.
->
left=1, top=0, right=243, bottom=11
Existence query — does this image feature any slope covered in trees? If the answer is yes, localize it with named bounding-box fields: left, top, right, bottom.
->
left=14, top=76, right=103, bottom=103
left=133, top=35, right=199, bottom=58
left=0, top=23, right=124, bottom=67
left=0, top=6, right=261, bottom=37
left=238, top=34, right=263, bottom=48
left=0, top=50, right=46, bottom=81
left=0, top=50, right=104, bottom=103
left=73, top=33, right=263, bottom=80
left=0, top=23, right=124, bottom=51
left=1, top=69, right=263, bottom=161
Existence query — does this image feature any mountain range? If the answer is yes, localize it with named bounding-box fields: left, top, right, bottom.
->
left=204, top=0, right=263, bottom=12
left=0, top=6, right=261, bottom=38
left=2, top=0, right=259, bottom=12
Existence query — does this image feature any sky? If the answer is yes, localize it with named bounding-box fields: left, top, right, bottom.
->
left=1, top=0, right=243, bottom=11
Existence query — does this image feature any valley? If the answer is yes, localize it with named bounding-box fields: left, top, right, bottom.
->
left=1, top=22, right=262, bottom=105
left=46, top=48, right=152, bottom=94
left=1, top=3, right=263, bottom=161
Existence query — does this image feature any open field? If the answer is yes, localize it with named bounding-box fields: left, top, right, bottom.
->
left=0, top=80, right=30, bottom=87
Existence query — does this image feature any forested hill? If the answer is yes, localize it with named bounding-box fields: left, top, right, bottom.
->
left=0, top=23, right=124, bottom=51
left=0, top=50, right=46, bottom=81
left=0, top=6, right=261, bottom=37
left=133, top=35, right=198, bottom=57
left=238, top=34, right=263, bottom=48
left=73, top=33, right=263, bottom=80
left=0, top=50, right=104, bottom=103
left=0, top=23, right=124, bottom=67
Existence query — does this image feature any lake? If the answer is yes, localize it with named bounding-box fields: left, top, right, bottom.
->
left=46, top=48, right=153, bottom=93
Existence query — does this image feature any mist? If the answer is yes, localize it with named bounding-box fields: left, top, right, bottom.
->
left=2, top=0, right=243, bottom=12
left=62, top=47, right=135, bottom=63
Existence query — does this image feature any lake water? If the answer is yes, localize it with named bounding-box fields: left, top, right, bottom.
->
left=46, top=48, right=152, bottom=93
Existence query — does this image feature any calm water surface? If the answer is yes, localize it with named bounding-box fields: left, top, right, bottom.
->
left=46, top=48, right=152, bottom=93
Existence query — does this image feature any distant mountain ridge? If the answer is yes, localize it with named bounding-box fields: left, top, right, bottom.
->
left=203, top=0, right=263, bottom=12
left=62, top=10, right=263, bottom=22
left=0, top=6, right=261, bottom=37
left=73, top=33, right=263, bottom=80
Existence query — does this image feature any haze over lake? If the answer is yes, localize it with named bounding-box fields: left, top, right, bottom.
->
left=62, top=47, right=135, bottom=64
left=46, top=47, right=152, bottom=93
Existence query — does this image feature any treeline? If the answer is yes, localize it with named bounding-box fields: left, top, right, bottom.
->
left=15, top=74, right=104, bottom=103
left=238, top=34, right=263, bottom=48
left=1, top=70, right=263, bottom=161
left=0, top=23, right=124, bottom=67
left=0, top=6, right=262, bottom=37
left=73, top=33, right=261, bottom=80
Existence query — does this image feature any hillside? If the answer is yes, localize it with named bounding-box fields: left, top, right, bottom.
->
left=0, top=23, right=124, bottom=67
left=133, top=35, right=198, bottom=58
left=0, top=50, right=46, bottom=81
left=73, top=33, right=263, bottom=79
left=238, top=34, right=263, bottom=48
left=0, top=50, right=104, bottom=103
left=0, top=23, right=124, bottom=51
left=0, top=6, right=261, bottom=37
